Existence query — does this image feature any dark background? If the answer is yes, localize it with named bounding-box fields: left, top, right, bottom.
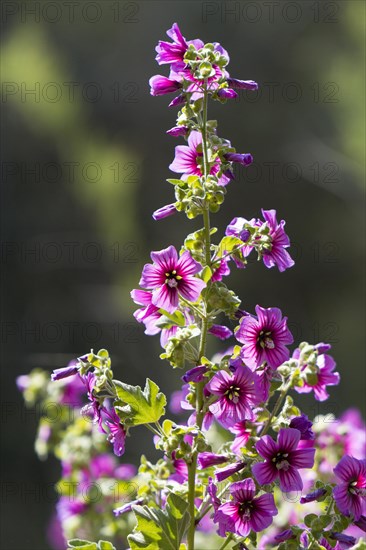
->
left=1, top=1, right=365, bottom=548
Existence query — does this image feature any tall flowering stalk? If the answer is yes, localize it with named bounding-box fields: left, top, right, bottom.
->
left=18, top=23, right=366, bottom=550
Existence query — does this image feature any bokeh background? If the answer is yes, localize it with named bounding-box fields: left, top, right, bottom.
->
left=1, top=1, right=365, bottom=548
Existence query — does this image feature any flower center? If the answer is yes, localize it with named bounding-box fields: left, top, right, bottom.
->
left=349, top=477, right=366, bottom=496
left=239, top=501, right=253, bottom=520
left=273, top=452, right=290, bottom=471
left=257, top=330, right=275, bottom=349
left=165, top=270, right=182, bottom=288
left=225, top=385, right=241, bottom=404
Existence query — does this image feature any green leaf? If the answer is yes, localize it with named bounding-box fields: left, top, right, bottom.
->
left=67, top=540, right=98, bottom=550
left=167, top=178, right=185, bottom=185
left=157, top=309, right=186, bottom=327
left=114, top=378, right=166, bottom=426
left=304, top=513, right=317, bottom=528
left=217, top=235, right=243, bottom=256
left=201, top=266, right=212, bottom=283
left=98, top=542, right=117, bottom=550
left=128, top=493, right=190, bottom=550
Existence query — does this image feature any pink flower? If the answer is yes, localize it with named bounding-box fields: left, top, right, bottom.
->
left=294, top=347, right=340, bottom=401
left=229, top=421, right=251, bottom=455
left=333, top=456, right=366, bottom=520
left=252, top=428, right=315, bottom=492
left=216, top=478, right=277, bottom=537
left=149, top=75, right=181, bottom=96
left=169, top=131, right=230, bottom=186
left=260, top=209, right=295, bottom=272
left=155, top=22, right=188, bottom=65
left=103, top=408, right=126, bottom=457
left=205, top=365, right=261, bottom=428
left=235, top=305, right=294, bottom=369
left=139, top=245, right=205, bottom=314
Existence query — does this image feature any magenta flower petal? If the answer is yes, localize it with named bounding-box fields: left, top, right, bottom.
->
left=152, top=284, right=178, bottom=313
left=256, top=434, right=278, bottom=460
left=149, top=75, right=181, bottom=96
left=278, top=466, right=303, bottom=492
left=227, top=78, right=258, bottom=90
left=252, top=461, right=277, bottom=486
left=230, top=478, right=256, bottom=501
left=178, top=277, right=205, bottom=302
left=278, top=428, right=301, bottom=453
left=334, top=455, right=361, bottom=482
left=289, top=448, right=316, bottom=469
left=152, top=203, right=177, bottom=221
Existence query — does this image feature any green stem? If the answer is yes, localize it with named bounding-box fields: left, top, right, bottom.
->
left=186, top=84, right=211, bottom=550
left=145, top=424, right=161, bottom=437
left=218, top=534, right=234, bottom=550
left=259, top=376, right=293, bottom=437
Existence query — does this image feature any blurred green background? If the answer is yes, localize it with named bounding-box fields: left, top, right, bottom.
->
left=1, top=1, right=365, bottom=548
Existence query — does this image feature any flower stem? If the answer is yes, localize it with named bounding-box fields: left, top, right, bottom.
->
left=186, top=84, right=211, bottom=550
left=259, top=376, right=293, bottom=436
left=218, top=533, right=234, bottom=550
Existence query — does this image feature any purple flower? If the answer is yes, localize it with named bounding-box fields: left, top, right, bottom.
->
left=229, top=421, right=251, bottom=455
left=235, top=305, right=294, bottom=370
left=333, top=456, right=366, bottom=520
left=215, top=461, right=246, bottom=482
left=225, top=217, right=253, bottom=243
left=295, top=349, right=340, bottom=401
left=354, top=515, right=366, bottom=532
left=182, top=365, right=208, bottom=383
left=300, top=487, right=327, bottom=504
left=169, top=131, right=230, bottom=186
left=224, top=153, right=253, bottom=166
left=149, top=75, right=181, bottom=96
left=169, top=94, right=186, bottom=108
left=216, top=478, right=277, bottom=537
left=274, top=530, right=295, bottom=542
left=208, top=324, right=233, bottom=340
left=289, top=414, right=315, bottom=440
left=260, top=209, right=295, bottom=272
left=103, top=408, right=126, bottom=457
left=227, top=78, right=258, bottom=90
left=166, top=125, right=188, bottom=137
left=198, top=453, right=228, bottom=469
left=252, top=428, right=315, bottom=492
left=51, top=364, right=79, bottom=381
left=114, top=498, right=143, bottom=516
left=211, top=258, right=231, bottom=282
left=206, top=365, right=261, bottom=428
left=331, top=532, right=357, bottom=548
left=56, top=497, right=86, bottom=523
left=139, top=245, right=205, bottom=314
left=217, top=88, right=238, bottom=99
left=152, top=203, right=177, bottom=221
left=155, top=22, right=188, bottom=65
left=207, top=477, right=227, bottom=537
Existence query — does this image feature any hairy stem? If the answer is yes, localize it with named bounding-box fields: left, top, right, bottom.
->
left=187, top=84, right=211, bottom=550
left=259, top=376, right=293, bottom=437
left=218, top=534, right=234, bottom=550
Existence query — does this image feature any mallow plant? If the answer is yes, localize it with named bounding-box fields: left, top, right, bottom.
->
left=18, top=23, right=366, bottom=550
